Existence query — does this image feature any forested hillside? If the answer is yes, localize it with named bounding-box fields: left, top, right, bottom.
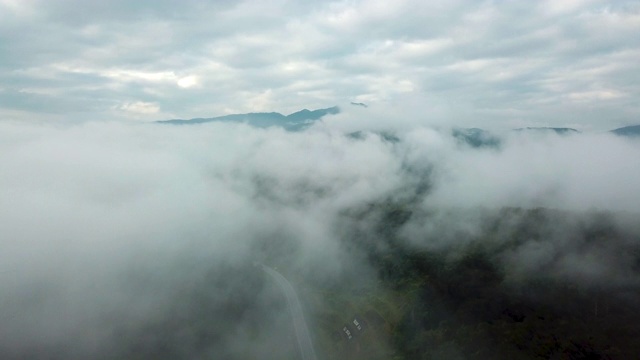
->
left=301, top=204, right=640, bottom=359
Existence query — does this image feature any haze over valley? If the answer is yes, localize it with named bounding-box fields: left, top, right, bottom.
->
left=3, top=113, right=640, bottom=358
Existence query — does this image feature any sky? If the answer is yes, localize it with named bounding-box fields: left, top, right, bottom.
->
left=1, top=0, right=639, bottom=130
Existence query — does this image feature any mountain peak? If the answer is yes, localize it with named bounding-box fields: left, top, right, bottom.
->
left=157, top=106, right=340, bottom=131
left=514, top=127, right=580, bottom=135
left=611, top=125, right=640, bottom=137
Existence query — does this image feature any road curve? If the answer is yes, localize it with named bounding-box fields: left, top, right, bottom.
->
left=262, top=265, right=317, bottom=360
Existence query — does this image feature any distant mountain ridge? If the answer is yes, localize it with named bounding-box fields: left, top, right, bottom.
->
left=611, top=125, right=640, bottom=137
left=514, top=127, right=580, bottom=134
left=157, top=106, right=340, bottom=131
left=158, top=106, right=639, bottom=140
left=452, top=128, right=502, bottom=148
left=452, top=125, right=640, bottom=148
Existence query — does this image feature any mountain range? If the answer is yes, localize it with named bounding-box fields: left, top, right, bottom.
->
left=157, top=106, right=339, bottom=131
left=454, top=125, right=640, bottom=149
left=157, top=106, right=640, bottom=142
left=611, top=124, right=640, bottom=137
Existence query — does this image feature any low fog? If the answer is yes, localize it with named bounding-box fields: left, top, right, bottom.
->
left=2, top=114, right=640, bottom=359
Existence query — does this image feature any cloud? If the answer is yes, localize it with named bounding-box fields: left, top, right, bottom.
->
left=424, top=131, right=640, bottom=211
left=118, top=101, right=160, bottom=115
left=1, top=115, right=640, bottom=357
left=0, top=119, right=406, bottom=356
left=0, top=1, right=638, bottom=128
left=176, top=75, right=198, bottom=88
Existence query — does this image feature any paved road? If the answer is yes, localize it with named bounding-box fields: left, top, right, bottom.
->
left=262, top=265, right=317, bottom=360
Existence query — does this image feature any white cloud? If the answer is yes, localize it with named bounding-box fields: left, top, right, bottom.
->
left=103, top=69, right=177, bottom=83
left=177, top=75, right=198, bottom=88
left=541, top=0, right=601, bottom=15
left=0, top=0, right=35, bottom=17
left=567, top=89, right=626, bottom=102
left=119, top=101, right=159, bottom=115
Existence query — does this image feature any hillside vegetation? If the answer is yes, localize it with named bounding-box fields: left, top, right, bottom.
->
left=300, top=204, right=640, bottom=359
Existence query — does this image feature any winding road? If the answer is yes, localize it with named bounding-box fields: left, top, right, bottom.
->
left=262, top=265, right=317, bottom=360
